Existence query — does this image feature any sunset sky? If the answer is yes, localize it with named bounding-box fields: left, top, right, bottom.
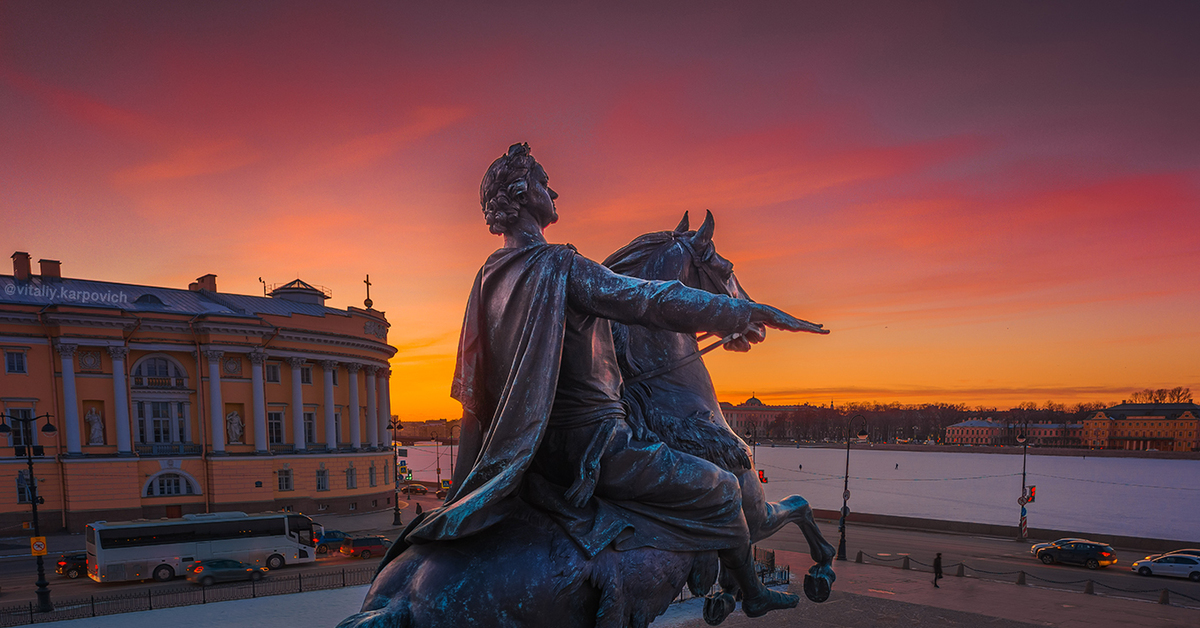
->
left=2, top=1, right=1198, bottom=421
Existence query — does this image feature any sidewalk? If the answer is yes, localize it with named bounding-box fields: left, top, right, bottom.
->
left=661, top=550, right=1200, bottom=627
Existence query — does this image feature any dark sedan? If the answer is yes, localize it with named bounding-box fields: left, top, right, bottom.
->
left=1036, top=541, right=1117, bottom=569
left=55, top=552, right=88, bottom=579
left=185, top=559, right=268, bottom=586
left=400, top=484, right=428, bottom=495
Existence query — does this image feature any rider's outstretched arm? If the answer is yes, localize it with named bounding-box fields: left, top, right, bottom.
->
left=567, top=254, right=825, bottom=335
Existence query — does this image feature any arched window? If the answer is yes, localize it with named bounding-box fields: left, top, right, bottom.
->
left=143, top=470, right=200, bottom=497
left=132, top=355, right=188, bottom=388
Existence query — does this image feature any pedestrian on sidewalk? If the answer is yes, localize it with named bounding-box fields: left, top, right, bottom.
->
left=933, top=552, right=943, bottom=588
left=415, top=503, right=423, bottom=516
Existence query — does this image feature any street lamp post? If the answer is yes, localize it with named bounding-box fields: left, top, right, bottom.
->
left=386, top=418, right=403, bottom=526
left=1016, top=420, right=1029, bottom=541
left=743, top=428, right=757, bottom=464
left=836, top=414, right=868, bottom=561
left=0, top=412, right=57, bottom=613
left=430, top=431, right=441, bottom=489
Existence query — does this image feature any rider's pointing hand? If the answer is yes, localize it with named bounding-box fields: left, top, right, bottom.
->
left=750, top=304, right=829, bottom=334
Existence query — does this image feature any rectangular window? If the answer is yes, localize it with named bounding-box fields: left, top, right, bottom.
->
left=177, top=402, right=188, bottom=443
left=268, top=412, right=284, bottom=444
left=278, top=469, right=293, bottom=491
left=369, top=466, right=377, bottom=487
left=316, top=469, right=329, bottom=491
left=331, top=369, right=339, bottom=386
left=157, top=475, right=182, bottom=495
left=333, top=412, right=341, bottom=445
left=8, top=408, right=34, bottom=447
left=346, top=467, right=357, bottom=489
left=303, top=412, right=315, bottom=443
left=5, top=351, right=27, bottom=374
left=16, top=469, right=31, bottom=504
left=301, top=367, right=313, bottom=385
left=151, top=401, right=172, bottom=443
left=265, top=363, right=281, bottom=383
left=349, top=502, right=357, bottom=511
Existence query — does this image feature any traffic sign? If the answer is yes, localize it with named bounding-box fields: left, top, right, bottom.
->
left=30, top=537, right=47, bottom=556
left=843, top=489, right=851, bottom=501
left=441, top=479, right=451, bottom=489
left=1018, top=496, right=1028, bottom=506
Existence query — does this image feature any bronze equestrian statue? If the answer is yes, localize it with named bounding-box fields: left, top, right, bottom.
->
left=338, top=143, right=833, bottom=628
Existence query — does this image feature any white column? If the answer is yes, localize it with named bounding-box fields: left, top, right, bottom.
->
left=288, top=357, right=306, bottom=451
left=347, top=363, right=362, bottom=449
left=365, top=366, right=379, bottom=449
left=321, top=360, right=338, bottom=452
left=107, top=346, right=133, bottom=454
left=250, top=351, right=269, bottom=454
left=56, top=343, right=82, bottom=454
left=379, top=370, right=392, bottom=445
left=204, top=350, right=226, bottom=453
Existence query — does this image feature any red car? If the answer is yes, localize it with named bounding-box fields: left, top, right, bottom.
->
left=340, top=536, right=392, bottom=559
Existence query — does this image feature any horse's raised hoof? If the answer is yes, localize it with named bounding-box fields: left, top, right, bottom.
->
left=803, top=563, right=836, bottom=603
left=741, top=589, right=799, bottom=618
left=703, top=592, right=736, bottom=626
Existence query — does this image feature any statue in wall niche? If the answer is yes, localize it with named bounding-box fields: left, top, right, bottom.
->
left=340, top=144, right=836, bottom=628
left=226, top=411, right=244, bottom=444
left=85, top=408, right=105, bottom=445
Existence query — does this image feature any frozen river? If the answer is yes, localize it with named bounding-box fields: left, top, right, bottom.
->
left=402, top=442, right=1200, bottom=542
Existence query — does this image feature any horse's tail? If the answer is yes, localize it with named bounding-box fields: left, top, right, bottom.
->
left=646, top=408, right=751, bottom=471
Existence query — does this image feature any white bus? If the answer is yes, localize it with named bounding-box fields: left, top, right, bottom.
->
left=85, top=511, right=320, bottom=583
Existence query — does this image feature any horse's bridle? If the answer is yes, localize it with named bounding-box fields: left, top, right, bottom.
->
left=622, top=235, right=747, bottom=388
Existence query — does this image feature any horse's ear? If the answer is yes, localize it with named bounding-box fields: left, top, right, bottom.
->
left=692, top=210, right=715, bottom=245
left=674, top=212, right=690, bottom=233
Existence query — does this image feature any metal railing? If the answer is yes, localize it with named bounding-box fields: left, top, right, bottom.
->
left=0, top=565, right=376, bottom=626
left=135, top=443, right=202, bottom=456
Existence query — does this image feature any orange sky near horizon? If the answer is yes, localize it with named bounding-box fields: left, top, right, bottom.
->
left=2, top=1, right=1198, bottom=421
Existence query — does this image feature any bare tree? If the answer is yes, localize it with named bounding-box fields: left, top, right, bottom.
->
left=1131, top=387, right=1193, bottom=403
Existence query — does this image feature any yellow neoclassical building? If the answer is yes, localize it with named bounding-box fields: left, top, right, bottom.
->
left=0, top=252, right=398, bottom=532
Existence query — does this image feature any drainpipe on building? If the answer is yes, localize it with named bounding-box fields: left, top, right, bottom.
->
left=188, top=315, right=212, bottom=514
left=37, top=306, right=70, bottom=531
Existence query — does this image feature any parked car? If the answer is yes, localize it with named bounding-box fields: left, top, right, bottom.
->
left=185, top=559, right=267, bottom=586
left=55, top=551, right=88, bottom=579
left=1029, top=538, right=1089, bottom=556
left=400, top=484, right=428, bottom=495
left=315, top=529, right=351, bottom=555
left=1132, top=555, right=1200, bottom=581
left=1036, top=541, right=1117, bottom=569
left=340, top=536, right=392, bottom=559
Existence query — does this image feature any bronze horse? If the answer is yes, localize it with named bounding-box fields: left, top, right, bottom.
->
left=604, top=210, right=836, bottom=623
left=338, top=214, right=832, bottom=628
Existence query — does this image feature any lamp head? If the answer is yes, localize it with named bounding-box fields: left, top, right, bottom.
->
left=856, top=428, right=868, bottom=442
left=41, top=422, right=56, bottom=434
left=0, top=423, right=9, bottom=435
left=1016, top=433, right=1026, bottom=444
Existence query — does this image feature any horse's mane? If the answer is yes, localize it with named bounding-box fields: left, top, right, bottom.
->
left=601, top=230, right=679, bottom=275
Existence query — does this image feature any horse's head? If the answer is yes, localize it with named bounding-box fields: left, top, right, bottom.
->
left=604, top=210, right=766, bottom=345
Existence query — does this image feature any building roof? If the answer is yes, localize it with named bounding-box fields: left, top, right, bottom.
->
left=0, top=274, right=353, bottom=319
left=949, top=419, right=1004, bottom=428
left=1094, top=403, right=1200, bottom=420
